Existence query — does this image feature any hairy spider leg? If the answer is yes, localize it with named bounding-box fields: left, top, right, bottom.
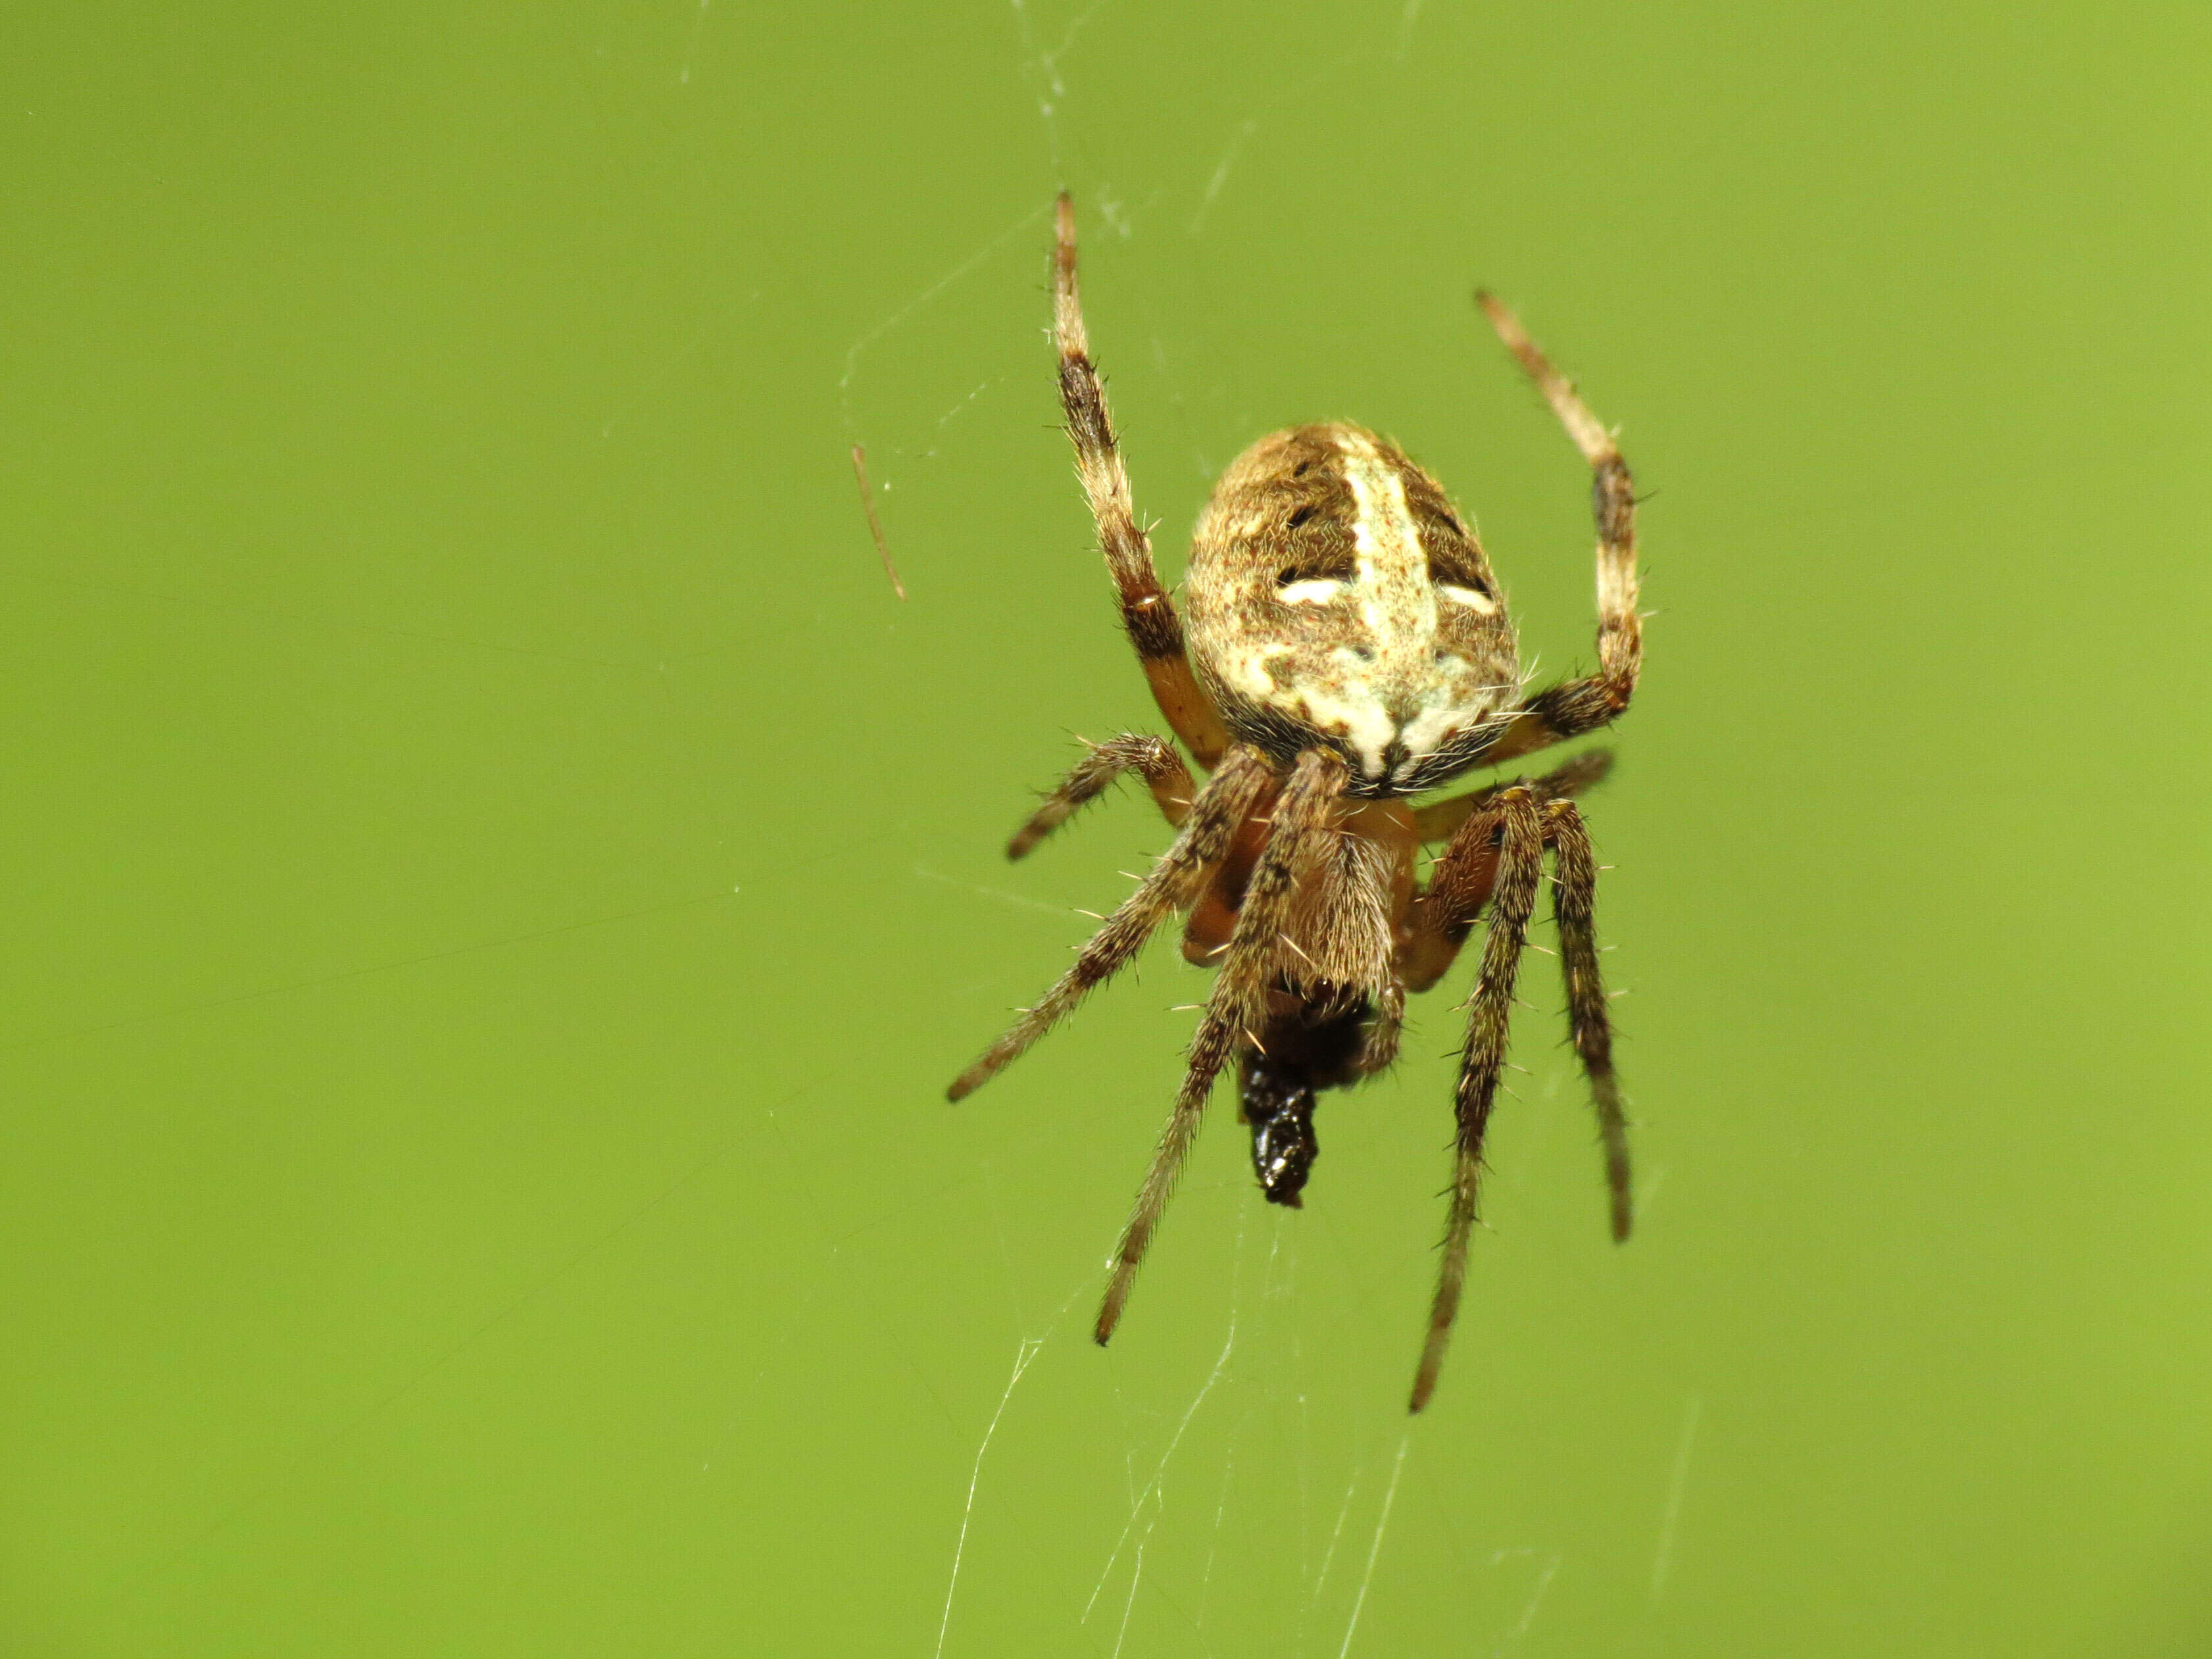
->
left=1404, top=769, right=1634, bottom=1212
left=1400, top=754, right=1614, bottom=992
left=1189, top=797, right=1409, bottom=1204
left=1543, top=797, right=1632, bottom=1243
left=1412, top=747, right=1615, bottom=844
left=961, top=201, right=1648, bottom=1414
left=1052, top=193, right=1235, bottom=770
left=1329, top=814, right=1413, bottom=1076
left=1469, top=295, right=1642, bottom=770
left=1178, top=789, right=1277, bottom=965
left=1180, top=799, right=1408, bottom=1056
left=1005, top=733, right=1196, bottom=860
left=1095, top=747, right=1349, bottom=1344
left=946, top=747, right=1270, bottom=1102
left=1411, top=787, right=1547, bottom=1413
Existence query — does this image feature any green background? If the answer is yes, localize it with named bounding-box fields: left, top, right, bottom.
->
left=5, top=1, right=2207, bottom=1652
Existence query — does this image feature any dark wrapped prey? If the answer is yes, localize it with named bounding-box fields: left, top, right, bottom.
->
left=1237, top=995, right=1373, bottom=1207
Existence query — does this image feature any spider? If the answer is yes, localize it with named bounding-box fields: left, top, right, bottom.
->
left=948, top=195, right=1643, bottom=1412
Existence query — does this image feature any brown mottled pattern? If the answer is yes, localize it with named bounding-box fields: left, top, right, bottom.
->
left=1392, top=452, right=1498, bottom=595
left=1184, top=421, right=1521, bottom=794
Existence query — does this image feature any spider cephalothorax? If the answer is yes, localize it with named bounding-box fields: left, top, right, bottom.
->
left=948, top=195, right=1644, bottom=1412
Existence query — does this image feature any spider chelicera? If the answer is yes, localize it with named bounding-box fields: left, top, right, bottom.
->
left=948, top=195, right=1644, bottom=1412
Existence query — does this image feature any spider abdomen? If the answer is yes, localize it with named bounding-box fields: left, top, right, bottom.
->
left=1185, top=422, right=1522, bottom=797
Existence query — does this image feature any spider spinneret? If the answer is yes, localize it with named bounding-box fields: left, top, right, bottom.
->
left=948, top=195, right=1644, bottom=1412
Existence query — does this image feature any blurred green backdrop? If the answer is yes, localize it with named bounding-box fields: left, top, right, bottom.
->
left=3, top=1, right=2207, bottom=1653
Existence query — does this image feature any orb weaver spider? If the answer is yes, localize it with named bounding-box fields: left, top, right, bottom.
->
left=949, top=195, right=1643, bottom=1412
